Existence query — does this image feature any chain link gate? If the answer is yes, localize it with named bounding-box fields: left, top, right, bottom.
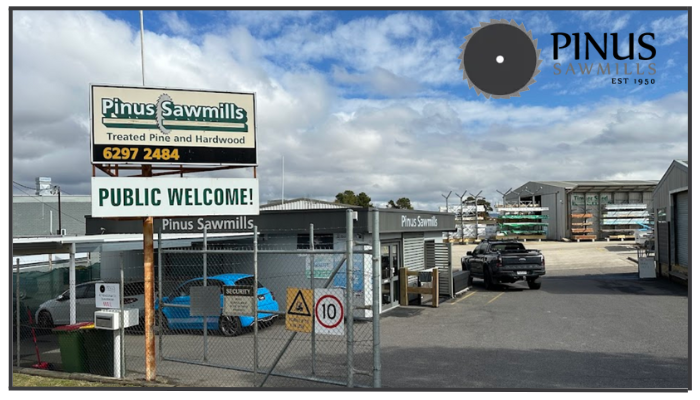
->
left=155, top=209, right=381, bottom=388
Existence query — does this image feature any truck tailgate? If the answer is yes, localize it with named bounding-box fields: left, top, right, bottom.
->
left=501, top=253, right=543, bottom=269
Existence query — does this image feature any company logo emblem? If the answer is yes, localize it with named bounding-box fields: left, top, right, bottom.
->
left=99, top=285, right=106, bottom=293
left=459, top=19, right=542, bottom=99
left=156, top=93, right=173, bottom=134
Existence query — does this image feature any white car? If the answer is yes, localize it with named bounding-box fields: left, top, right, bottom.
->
left=35, top=281, right=147, bottom=328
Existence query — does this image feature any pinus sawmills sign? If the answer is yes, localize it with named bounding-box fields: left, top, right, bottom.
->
left=90, top=85, right=256, bottom=165
left=91, top=177, right=259, bottom=218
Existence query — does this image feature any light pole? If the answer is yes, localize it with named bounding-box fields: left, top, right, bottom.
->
left=52, top=185, right=62, bottom=235
left=470, top=191, right=483, bottom=241
left=455, top=191, right=467, bottom=244
left=441, top=191, right=452, bottom=212
left=497, top=188, right=512, bottom=208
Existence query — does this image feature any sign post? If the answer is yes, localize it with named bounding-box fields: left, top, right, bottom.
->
left=90, top=84, right=258, bottom=381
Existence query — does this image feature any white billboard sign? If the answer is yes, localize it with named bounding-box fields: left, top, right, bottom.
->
left=91, top=177, right=259, bottom=217
left=90, top=85, right=257, bottom=166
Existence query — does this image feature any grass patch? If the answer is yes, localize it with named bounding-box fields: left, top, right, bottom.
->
left=12, top=373, right=138, bottom=388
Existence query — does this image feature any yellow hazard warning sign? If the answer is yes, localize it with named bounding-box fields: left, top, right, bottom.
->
left=285, top=288, right=313, bottom=333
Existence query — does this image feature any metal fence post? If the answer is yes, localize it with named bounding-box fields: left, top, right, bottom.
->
left=16, top=258, right=20, bottom=368
left=157, top=225, right=163, bottom=361
left=310, top=223, right=316, bottom=376
left=69, top=243, right=76, bottom=324
left=346, top=209, right=354, bottom=387
left=120, top=252, right=126, bottom=378
left=372, top=209, right=381, bottom=388
left=203, top=226, right=208, bottom=362
left=253, top=225, right=259, bottom=385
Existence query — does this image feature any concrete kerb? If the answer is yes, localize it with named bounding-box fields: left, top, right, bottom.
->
left=12, top=366, right=179, bottom=388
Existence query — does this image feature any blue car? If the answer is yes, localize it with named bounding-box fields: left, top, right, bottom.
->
left=156, top=274, right=279, bottom=337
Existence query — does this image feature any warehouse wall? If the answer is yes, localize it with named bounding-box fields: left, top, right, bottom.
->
left=652, top=162, right=689, bottom=278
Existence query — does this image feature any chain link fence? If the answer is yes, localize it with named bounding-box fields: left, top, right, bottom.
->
left=13, top=210, right=381, bottom=389
left=155, top=212, right=380, bottom=388
left=11, top=251, right=138, bottom=378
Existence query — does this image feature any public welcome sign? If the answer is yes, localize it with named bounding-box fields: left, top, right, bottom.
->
left=91, top=177, right=259, bottom=217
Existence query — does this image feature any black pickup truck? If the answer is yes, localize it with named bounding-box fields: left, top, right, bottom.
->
left=461, top=240, right=545, bottom=290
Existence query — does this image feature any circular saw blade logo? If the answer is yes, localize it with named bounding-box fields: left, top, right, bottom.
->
left=459, top=19, right=542, bottom=99
left=156, top=93, right=172, bottom=134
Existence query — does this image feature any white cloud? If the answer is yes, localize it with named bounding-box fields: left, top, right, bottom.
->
left=159, top=11, right=193, bottom=36
left=578, top=10, right=631, bottom=32
left=650, top=13, right=688, bottom=45
left=11, top=10, right=688, bottom=212
left=332, top=66, right=422, bottom=96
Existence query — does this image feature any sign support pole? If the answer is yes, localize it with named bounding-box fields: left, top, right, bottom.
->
left=143, top=165, right=156, bottom=381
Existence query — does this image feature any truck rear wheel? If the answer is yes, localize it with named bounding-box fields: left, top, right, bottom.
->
left=527, top=278, right=542, bottom=290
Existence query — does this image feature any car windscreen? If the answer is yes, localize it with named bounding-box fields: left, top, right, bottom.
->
left=490, top=243, right=526, bottom=252
left=234, top=277, right=264, bottom=288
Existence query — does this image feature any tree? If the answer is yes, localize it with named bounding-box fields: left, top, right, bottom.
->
left=335, top=190, right=373, bottom=208
left=356, top=192, right=373, bottom=208
left=335, top=190, right=357, bottom=205
left=387, top=197, right=413, bottom=209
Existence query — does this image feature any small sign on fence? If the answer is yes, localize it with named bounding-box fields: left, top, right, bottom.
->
left=285, top=288, right=313, bottom=333
left=223, top=285, right=254, bottom=316
left=314, top=289, right=344, bottom=335
left=95, top=283, right=120, bottom=308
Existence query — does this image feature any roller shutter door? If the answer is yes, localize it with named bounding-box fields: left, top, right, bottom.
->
left=674, top=191, right=688, bottom=268
left=402, top=234, right=424, bottom=302
left=425, top=241, right=452, bottom=298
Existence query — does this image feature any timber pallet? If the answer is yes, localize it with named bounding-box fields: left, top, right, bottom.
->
left=499, top=235, right=545, bottom=242
left=572, top=235, right=597, bottom=242
left=605, top=235, right=635, bottom=242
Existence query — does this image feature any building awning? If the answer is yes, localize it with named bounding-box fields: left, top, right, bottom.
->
left=12, top=232, right=252, bottom=256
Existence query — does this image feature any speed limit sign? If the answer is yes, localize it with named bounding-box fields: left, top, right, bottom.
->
left=314, top=288, right=344, bottom=335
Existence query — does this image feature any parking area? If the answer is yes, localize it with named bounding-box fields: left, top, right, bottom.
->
left=450, top=239, right=640, bottom=275
left=376, top=240, right=688, bottom=389
left=14, top=241, right=688, bottom=389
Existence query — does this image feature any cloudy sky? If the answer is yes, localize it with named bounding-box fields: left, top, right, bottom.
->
left=10, top=8, right=689, bottom=210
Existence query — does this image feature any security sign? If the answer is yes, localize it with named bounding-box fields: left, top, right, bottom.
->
left=314, top=289, right=344, bottom=335
left=223, top=285, right=254, bottom=316
left=285, top=288, right=313, bottom=333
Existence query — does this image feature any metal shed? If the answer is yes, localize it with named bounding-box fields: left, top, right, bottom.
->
left=504, top=180, right=658, bottom=241
left=651, top=160, right=689, bottom=281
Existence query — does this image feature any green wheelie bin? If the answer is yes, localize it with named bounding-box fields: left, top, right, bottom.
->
left=53, top=322, right=92, bottom=373
left=82, top=326, right=114, bottom=377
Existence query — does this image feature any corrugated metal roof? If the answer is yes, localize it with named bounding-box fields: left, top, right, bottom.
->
left=535, top=180, right=658, bottom=187
left=260, top=198, right=361, bottom=211
left=532, top=180, right=658, bottom=192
